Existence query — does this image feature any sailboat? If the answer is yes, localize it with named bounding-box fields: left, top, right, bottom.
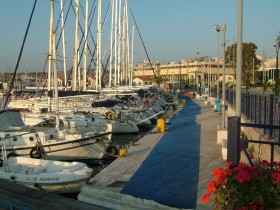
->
left=1, top=1, right=114, bottom=161
left=0, top=110, right=113, bottom=161
left=0, top=135, right=93, bottom=194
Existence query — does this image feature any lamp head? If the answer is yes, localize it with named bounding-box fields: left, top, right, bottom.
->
left=213, top=24, right=220, bottom=32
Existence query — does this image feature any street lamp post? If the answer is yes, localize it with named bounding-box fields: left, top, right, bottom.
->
left=274, top=44, right=279, bottom=81
left=221, top=25, right=226, bottom=129
left=214, top=24, right=226, bottom=128
left=214, top=25, right=220, bottom=100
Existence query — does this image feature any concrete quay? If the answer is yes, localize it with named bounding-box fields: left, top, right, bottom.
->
left=78, top=95, right=226, bottom=210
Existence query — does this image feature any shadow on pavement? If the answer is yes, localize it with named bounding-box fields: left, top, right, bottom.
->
left=121, top=94, right=201, bottom=209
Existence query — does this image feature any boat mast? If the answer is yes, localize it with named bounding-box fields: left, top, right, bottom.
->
left=117, top=0, right=122, bottom=85
left=109, top=0, right=115, bottom=88
left=52, top=32, right=60, bottom=129
left=130, top=25, right=134, bottom=87
left=48, top=0, right=54, bottom=111
left=72, top=0, right=80, bottom=91
left=60, top=0, right=67, bottom=89
left=96, top=0, right=102, bottom=91
left=122, top=4, right=125, bottom=84
left=125, top=0, right=130, bottom=86
left=83, top=0, right=89, bottom=91
left=114, top=0, right=118, bottom=87
left=78, top=39, right=81, bottom=88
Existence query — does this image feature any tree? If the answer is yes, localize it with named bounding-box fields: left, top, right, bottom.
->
left=153, top=76, right=163, bottom=86
left=225, top=42, right=261, bottom=88
left=276, top=32, right=280, bottom=46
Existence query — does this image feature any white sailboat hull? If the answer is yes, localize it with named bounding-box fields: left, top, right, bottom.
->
left=0, top=110, right=113, bottom=161
left=111, top=121, right=139, bottom=133
left=1, top=131, right=111, bottom=161
left=0, top=157, right=92, bottom=194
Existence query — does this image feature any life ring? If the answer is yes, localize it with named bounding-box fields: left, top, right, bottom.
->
left=106, top=145, right=119, bottom=156
left=30, top=146, right=43, bottom=159
left=106, top=112, right=116, bottom=120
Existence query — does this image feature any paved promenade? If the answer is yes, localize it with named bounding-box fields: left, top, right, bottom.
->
left=78, top=95, right=226, bottom=209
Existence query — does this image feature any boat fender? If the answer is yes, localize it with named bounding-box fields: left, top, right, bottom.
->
left=106, top=112, right=116, bottom=120
left=106, top=145, right=119, bottom=156
left=7, top=152, right=19, bottom=159
left=59, top=119, right=64, bottom=127
left=30, top=147, right=42, bottom=159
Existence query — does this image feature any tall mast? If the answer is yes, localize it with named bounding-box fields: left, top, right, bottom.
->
left=52, top=32, right=60, bottom=129
left=130, top=25, right=134, bottom=87
left=109, top=0, right=115, bottom=88
left=117, top=0, right=122, bottom=85
left=72, top=0, right=80, bottom=91
left=77, top=38, right=81, bottom=88
left=122, top=4, right=126, bottom=84
left=83, top=0, right=89, bottom=91
left=96, top=0, right=102, bottom=91
left=125, top=0, right=130, bottom=86
left=114, top=0, right=118, bottom=86
left=48, top=0, right=54, bottom=111
left=60, top=0, right=67, bottom=88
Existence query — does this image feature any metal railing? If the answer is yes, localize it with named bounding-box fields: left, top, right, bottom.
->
left=227, top=116, right=280, bottom=166
left=226, top=88, right=280, bottom=141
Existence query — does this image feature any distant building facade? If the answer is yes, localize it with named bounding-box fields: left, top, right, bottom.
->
left=133, top=58, right=235, bottom=89
left=257, top=55, right=280, bottom=83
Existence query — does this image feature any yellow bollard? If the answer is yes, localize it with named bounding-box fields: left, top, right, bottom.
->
left=181, top=99, right=186, bottom=107
left=119, top=148, right=127, bottom=157
left=157, top=118, right=166, bottom=133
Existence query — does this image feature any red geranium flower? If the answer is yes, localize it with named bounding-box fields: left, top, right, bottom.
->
left=202, top=161, right=280, bottom=209
left=202, top=193, right=210, bottom=204
left=207, top=180, right=217, bottom=193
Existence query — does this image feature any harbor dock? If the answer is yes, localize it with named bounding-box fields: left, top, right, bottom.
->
left=78, top=95, right=226, bottom=210
left=0, top=178, right=100, bottom=210
left=0, top=95, right=225, bottom=209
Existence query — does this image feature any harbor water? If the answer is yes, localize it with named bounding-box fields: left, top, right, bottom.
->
left=111, top=125, right=154, bottom=147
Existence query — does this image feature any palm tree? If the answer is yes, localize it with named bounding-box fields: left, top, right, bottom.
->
left=276, top=32, right=280, bottom=47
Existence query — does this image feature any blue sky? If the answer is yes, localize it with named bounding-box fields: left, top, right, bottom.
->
left=0, top=0, right=279, bottom=73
